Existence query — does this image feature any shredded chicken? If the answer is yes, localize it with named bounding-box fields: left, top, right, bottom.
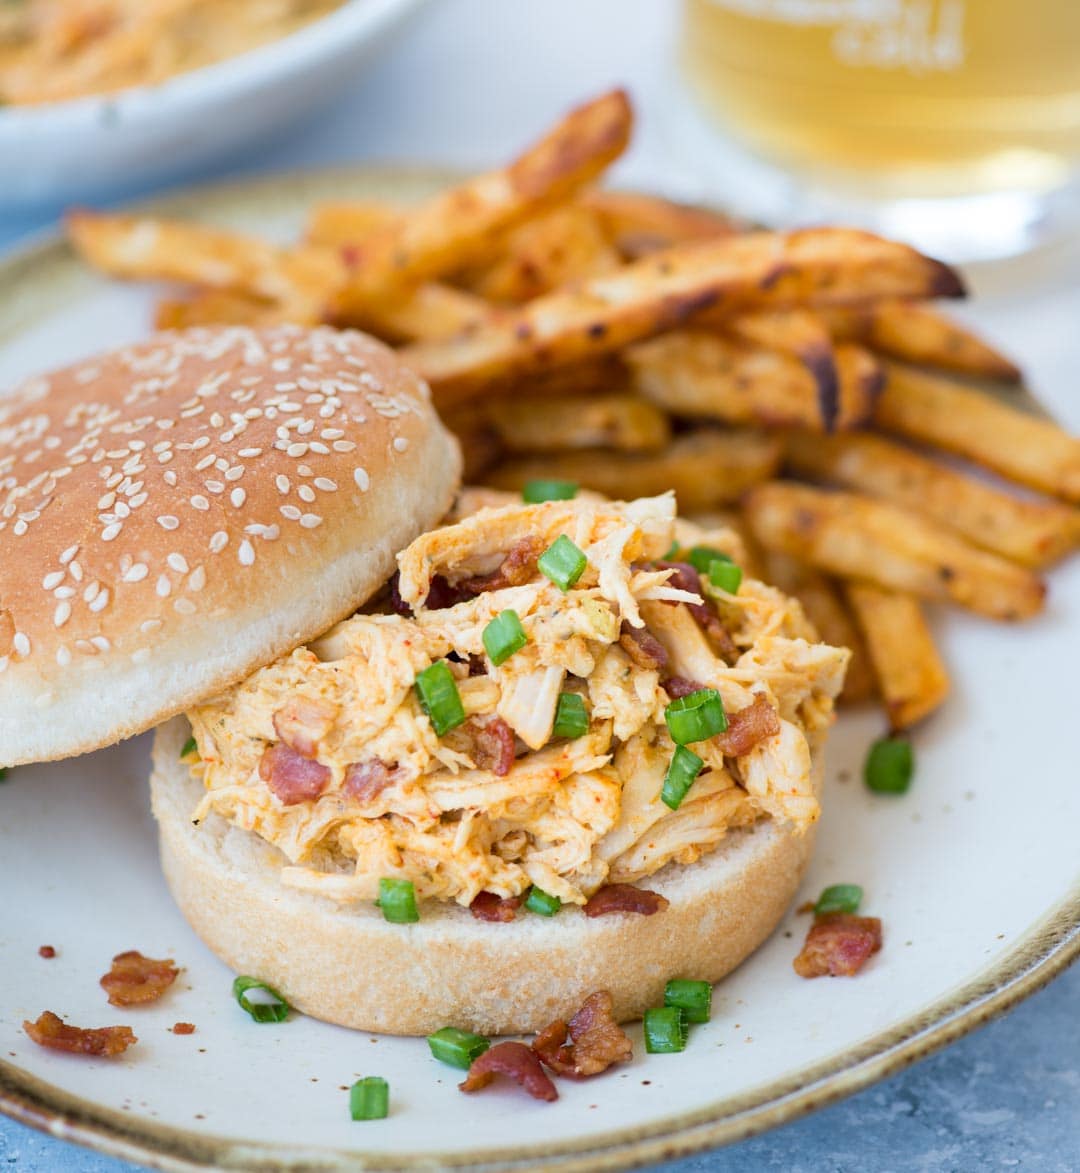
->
left=186, top=494, right=848, bottom=909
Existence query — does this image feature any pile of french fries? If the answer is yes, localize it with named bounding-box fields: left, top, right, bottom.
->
left=65, top=89, right=1080, bottom=732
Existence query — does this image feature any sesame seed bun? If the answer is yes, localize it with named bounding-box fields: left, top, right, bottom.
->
left=150, top=715, right=820, bottom=1036
left=0, top=326, right=461, bottom=767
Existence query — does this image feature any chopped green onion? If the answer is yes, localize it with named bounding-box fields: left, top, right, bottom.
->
left=662, top=540, right=680, bottom=560
left=179, top=736, right=197, bottom=759
left=482, top=609, right=528, bottom=667
left=414, top=660, right=466, bottom=736
left=643, top=1006, right=688, bottom=1053
left=864, top=736, right=914, bottom=794
left=522, top=479, right=578, bottom=504
left=707, top=559, right=743, bottom=595
left=664, top=688, right=727, bottom=745
left=233, top=976, right=290, bottom=1023
left=378, top=877, right=419, bottom=924
left=538, top=534, right=587, bottom=592
left=687, top=546, right=732, bottom=574
left=349, top=1077, right=389, bottom=1121
left=427, top=1027, right=490, bottom=1069
left=661, top=745, right=704, bottom=811
left=664, top=979, right=712, bottom=1024
left=525, top=886, right=561, bottom=917
left=814, top=884, right=863, bottom=917
left=552, top=692, right=589, bottom=740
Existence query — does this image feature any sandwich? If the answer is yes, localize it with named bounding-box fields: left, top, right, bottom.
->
left=0, top=324, right=848, bottom=1037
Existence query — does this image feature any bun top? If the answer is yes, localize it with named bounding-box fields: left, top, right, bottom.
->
left=0, top=325, right=461, bottom=767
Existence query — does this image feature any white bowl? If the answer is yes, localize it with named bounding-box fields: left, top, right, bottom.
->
left=0, top=0, right=430, bottom=211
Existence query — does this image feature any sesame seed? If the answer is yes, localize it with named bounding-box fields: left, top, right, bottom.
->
left=131, top=648, right=151, bottom=665
left=157, top=515, right=180, bottom=530
left=90, top=636, right=110, bottom=652
left=190, top=495, right=210, bottom=511
left=353, top=468, right=370, bottom=491
left=56, top=647, right=72, bottom=667
left=210, top=531, right=229, bottom=553
left=140, top=619, right=163, bottom=634
left=167, top=553, right=190, bottom=574
left=300, top=514, right=322, bottom=529
left=156, top=576, right=172, bottom=598
left=83, top=581, right=100, bottom=603
left=321, top=428, right=344, bottom=440
left=191, top=435, right=211, bottom=450
left=54, top=586, right=75, bottom=599
left=393, top=437, right=410, bottom=453
left=238, top=447, right=261, bottom=458
left=69, top=561, right=84, bottom=583
left=308, top=442, right=330, bottom=455
left=238, top=539, right=256, bottom=566
left=129, top=492, right=148, bottom=507
left=298, top=485, right=316, bottom=503
left=98, top=491, right=116, bottom=509
left=163, top=471, right=178, bottom=487
left=276, top=475, right=290, bottom=494
left=13, top=520, right=27, bottom=536
left=205, top=481, right=225, bottom=494
left=123, top=563, right=149, bottom=583
left=54, top=601, right=71, bottom=627
left=286, top=443, right=308, bottom=458
left=334, top=440, right=357, bottom=453
left=314, top=477, right=338, bottom=492
left=230, top=487, right=246, bottom=508
left=174, top=598, right=197, bottom=615
left=280, top=505, right=302, bottom=521
left=59, top=544, right=79, bottom=564
left=13, top=632, right=31, bottom=657
left=89, top=590, right=110, bottom=613
left=188, top=566, right=207, bottom=591
left=42, top=571, right=64, bottom=590
left=195, top=454, right=216, bottom=472
left=101, top=522, right=122, bottom=542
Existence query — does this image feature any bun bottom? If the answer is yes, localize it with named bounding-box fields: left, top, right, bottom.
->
left=150, top=717, right=817, bottom=1036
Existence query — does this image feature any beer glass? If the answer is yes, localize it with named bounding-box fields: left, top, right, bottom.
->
left=676, top=0, right=1080, bottom=259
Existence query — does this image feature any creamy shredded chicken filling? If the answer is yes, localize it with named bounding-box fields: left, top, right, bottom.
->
left=185, top=494, right=849, bottom=908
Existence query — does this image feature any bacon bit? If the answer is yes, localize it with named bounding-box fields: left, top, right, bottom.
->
left=470, top=891, right=524, bottom=922
left=794, top=914, right=883, bottom=978
left=424, top=574, right=470, bottom=611
left=583, top=884, right=669, bottom=918
left=171, top=1022, right=196, bottom=1035
left=619, top=623, right=668, bottom=671
left=24, top=1011, right=136, bottom=1058
left=272, top=694, right=337, bottom=758
left=459, top=1041, right=558, bottom=1101
left=100, top=951, right=179, bottom=1007
left=467, top=715, right=517, bottom=776
left=344, top=758, right=400, bottom=804
left=663, top=675, right=707, bottom=700
left=259, top=743, right=330, bottom=805
left=533, top=991, right=633, bottom=1078
left=459, top=536, right=544, bottom=594
left=656, top=561, right=739, bottom=663
left=38, top=945, right=56, bottom=959
left=714, top=695, right=781, bottom=757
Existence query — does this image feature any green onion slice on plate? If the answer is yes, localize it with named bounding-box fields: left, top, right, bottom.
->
left=864, top=736, right=914, bottom=794
left=233, top=976, right=290, bottom=1024
left=482, top=609, right=528, bottom=667
left=538, top=534, right=588, bottom=592
left=552, top=692, right=588, bottom=740
left=349, top=1076, right=389, bottom=1121
left=661, top=745, right=705, bottom=811
left=414, top=660, right=466, bottom=736
left=814, top=884, right=864, bottom=916
left=427, top=1027, right=490, bottom=1069
left=664, top=688, right=727, bottom=744
left=378, top=877, right=420, bottom=924
left=525, top=886, right=561, bottom=916
left=663, top=979, right=712, bottom=1024
left=643, top=1006, right=688, bottom=1053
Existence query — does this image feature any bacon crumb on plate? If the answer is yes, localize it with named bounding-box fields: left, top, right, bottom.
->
left=459, top=1041, right=558, bottom=1101
left=584, top=884, right=669, bottom=918
left=100, top=951, right=180, bottom=1007
left=714, top=695, right=781, bottom=758
left=24, top=1011, right=136, bottom=1057
left=533, top=990, right=633, bottom=1078
left=38, top=945, right=56, bottom=959
left=794, top=914, right=883, bottom=978
left=171, top=1022, right=196, bottom=1035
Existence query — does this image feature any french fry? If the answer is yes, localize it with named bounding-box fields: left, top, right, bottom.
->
left=580, top=190, right=740, bottom=258
left=154, top=288, right=281, bottom=330
left=329, top=89, right=633, bottom=315
left=761, top=551, right=877, bottom=705
left=488, top=429, right=783, bottom=512
left=66, top=209, right=337, bottom=321
left=784, top=430, right=1080, bottom=569
left=743, top=482, right=1046, bottom=621
left=304, top=199, right=399, bottom=248
left=482, top=392, right=671, bottom=454
left=875, top=362, right=1080, bottom=505
left=355, top=282, right=492, bottom=343
left=403, top=228, right=963, bottom=407
left=843, top=583, right=950, bottom=730
left=466, top=205, right=622, bottom=303
left=625, top=331, right=881, bottom=431
left=823, top=300, right=1021, bottom=384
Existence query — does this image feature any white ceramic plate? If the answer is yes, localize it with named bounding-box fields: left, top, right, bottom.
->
left=0, top=0, right=430, bottom=211
left=1, top=169, right=1079, bottom=1172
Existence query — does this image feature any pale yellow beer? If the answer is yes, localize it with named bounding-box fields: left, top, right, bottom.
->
left=681, top=0, right=1080, bottom=195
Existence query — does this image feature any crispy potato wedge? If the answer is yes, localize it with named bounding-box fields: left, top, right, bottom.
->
left=487, top=429, right=783, bottom=512
left=823, top=300, right=1021, bottom=384
left=743, top=482, right=1046, bottom=621
left=762, top=550, right=877, bottom=705
left=843, top=583, right=950, bottom=729
left=355, top=282, right=492, bottom=343
left=154, top=288, right=282, bottom=330
left=404, top=228, right=962, bottom=407
left=784, top=430, right=1080, bottom=569
left=67, top=209, right=338, bottom=321
left=467, top=205, right=621, bottom=303
left=329, top=89, right=633, bottom=315
left=626, top=331, right=881, bottom=431
left=304, top=200, right=399, bottom=248
left=482, top=392, right=671, bottom=454
left=579, top=189, right=740, bottom=258
left=875, top=363, right=1080, bottom=505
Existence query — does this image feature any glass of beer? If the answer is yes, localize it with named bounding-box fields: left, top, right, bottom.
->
left=676, top=0, right=1080, bottom=260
